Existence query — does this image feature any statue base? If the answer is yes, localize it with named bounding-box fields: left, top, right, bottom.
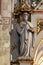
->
left=16, top=57, right=34, bottom=65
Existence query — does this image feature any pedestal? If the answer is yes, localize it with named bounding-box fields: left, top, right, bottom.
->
left=17, top=57, right=34, bottom=65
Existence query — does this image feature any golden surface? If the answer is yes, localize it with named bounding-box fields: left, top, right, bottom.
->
left=38, top=56, right=43, bottom=65
left=16, top=58, right=34, bottom=64
left=36, top=19, right=43, bottom=35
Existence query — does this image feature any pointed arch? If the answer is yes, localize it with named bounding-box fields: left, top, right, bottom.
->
left=34, top=39, right=43, bottom=62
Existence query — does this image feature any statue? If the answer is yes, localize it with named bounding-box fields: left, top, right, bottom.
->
left=11, top=1, right=35, bottom=61
left=16, top=12, right=35, bottom=57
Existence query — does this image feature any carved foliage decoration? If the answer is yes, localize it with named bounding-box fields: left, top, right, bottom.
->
left=37, top=19, right=43, bottom=35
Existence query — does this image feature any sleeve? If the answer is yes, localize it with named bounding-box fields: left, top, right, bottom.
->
left=28, top=22, right=34, bottom=28
left=16, top=23, right=24, bottom=35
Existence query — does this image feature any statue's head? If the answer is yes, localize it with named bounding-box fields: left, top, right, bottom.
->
left=22, top=12, right=30, bottom=21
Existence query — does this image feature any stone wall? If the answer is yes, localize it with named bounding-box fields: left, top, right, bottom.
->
left=0, top=0, right=11, bottom=65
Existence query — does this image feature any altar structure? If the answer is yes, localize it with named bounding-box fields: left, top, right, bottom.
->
left=10, top=0, right=43, bottom=65
left=0, top=0, right=43, bottom=65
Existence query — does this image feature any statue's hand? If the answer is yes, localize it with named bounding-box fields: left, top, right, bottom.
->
left=32, top=28, right=36, bottom=32
left=28, top=28, right=36, bottom=33
left=20, top=22, right=26, bottom=28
